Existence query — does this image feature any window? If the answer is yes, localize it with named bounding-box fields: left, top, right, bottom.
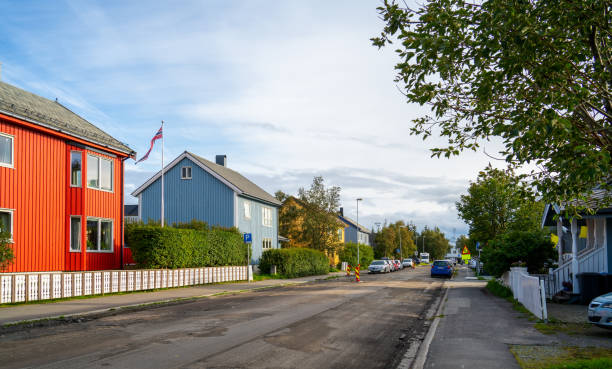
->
left=70, top=151, right=82, bottom=187
left=262, top=238, right=273, bottom=249
left=337, top=229, right=343, bottom=241
left=262, top=207, right=272, bottom=227
left=244, top=201, right=251, bottom=219
left=0, top=133, right=14, bottom=168
left=0, top=209, right=13, bottom=240
left=70, top=216, right=81, bottom=251
left=181, top=166, right=192, bottom=179
left=87, top=154, right=113, bottom=191
left=86, top=218, right=113, bottom=252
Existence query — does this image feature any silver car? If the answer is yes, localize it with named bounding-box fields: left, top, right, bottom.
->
left=368, top=260, right=388, bottom=274
left=588, top=292, right=612, bottom=328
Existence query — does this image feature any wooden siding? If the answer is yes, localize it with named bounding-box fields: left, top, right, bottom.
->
left=0, top=116, right=126, bottom=272
left=0, top=118, right=65, bottom=272
left=237, top=196, right=278, bottom=263
left=140, top=157, right=234, bottom=226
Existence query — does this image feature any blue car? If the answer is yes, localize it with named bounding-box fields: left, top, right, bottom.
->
left=431, top=260, right=453, bottom=278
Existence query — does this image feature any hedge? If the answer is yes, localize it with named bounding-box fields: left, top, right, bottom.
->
left=259, top=248, right=329, bottom=278
left=338, top=242, right=374, bottom=268
left=125, top=223, right=248, bottom=269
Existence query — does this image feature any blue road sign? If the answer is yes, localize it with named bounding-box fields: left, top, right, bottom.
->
left=243, top=233, right=252, bottom=243
left=396, top=249, right=400, bottom=253
left=476, top=241, right=480, bottom=250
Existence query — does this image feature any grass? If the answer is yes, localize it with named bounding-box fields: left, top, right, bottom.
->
left=511, top=345, right=612, bottom=369
left=485, top=279, right=535, bottom=318
left=477, top=276, right=486, bottom=280
left=534, top=318, right=594, bottom=336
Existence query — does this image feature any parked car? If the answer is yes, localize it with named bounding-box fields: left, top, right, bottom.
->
left=368, top=260, right=388, bottom=274
left=383, top=260, right=393, bottom=273
left=402, top=258, right=413, bottom=268
left=588, top=292, right=612, bottom=328
left=431, top=260, right=453, bottom=278
left=413, top=257, right=420, bottom=265
left=388, top=260, right=397, bottom=272
left=395, top=260, right=403, bottom=270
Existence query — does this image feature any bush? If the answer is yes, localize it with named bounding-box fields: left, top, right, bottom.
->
left=481, top=230, right=556, bottom=277
left=338, top=242, right=374, bottom=268
left=259, top=248, right=329, bottom=278
left=0, top=231, right=14, bottom=271
left=126, top=223, right=248, bottom=269
left=486, top=279, right=513, bottom=299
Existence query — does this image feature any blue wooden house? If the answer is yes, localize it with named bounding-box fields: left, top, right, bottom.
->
left=337, top=208, right=371, bottom=246
left=131, top=151, right=281, bottom=262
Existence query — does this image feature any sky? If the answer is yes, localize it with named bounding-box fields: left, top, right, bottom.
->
left=0, top=0, right=509, bottom=242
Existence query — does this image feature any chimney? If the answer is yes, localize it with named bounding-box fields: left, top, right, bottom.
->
left=215, top=154, right=227, bottom=167
left=339, top=207, right=344, bottom=216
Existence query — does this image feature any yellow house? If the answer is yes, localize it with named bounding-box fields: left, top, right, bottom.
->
left=279, top=196, right=345, bottom=265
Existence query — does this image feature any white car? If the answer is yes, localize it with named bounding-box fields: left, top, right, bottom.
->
left=368, top=260, right=388, bottom=274
left=402, top=258, right=414, bottom=268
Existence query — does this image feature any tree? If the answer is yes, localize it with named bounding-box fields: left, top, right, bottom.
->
left=297, top=176, right=342, bottom=255
left=456, top=165, right=544, bottom=245
left=275, top=190, right=289, bottom=203
left=373, top=0, right=612, bottom=211
left=418, top=227, right=450, bottom=260
left=339, top=242, right=374, bottom=268
left=0, top=231, right=14, bottom=271
left=374, top=221, right=417, bottom=259
left=481, top=230, right=556, bottom=277
left=455, top=234, right=473, bottom=255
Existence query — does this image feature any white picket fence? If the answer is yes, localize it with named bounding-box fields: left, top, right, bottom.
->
left=505, top=267, right=548, bottom=320
left=0, top=266, right=248, bottom=304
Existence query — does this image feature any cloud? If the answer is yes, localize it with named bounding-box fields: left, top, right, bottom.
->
left=0, top=0, right=512, bottom=237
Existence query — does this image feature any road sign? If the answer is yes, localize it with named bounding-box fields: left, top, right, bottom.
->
left=243, top=233, right=252, bottom=243
left=462, top=253, right=471, bottom=261
left=396, top=249, right=400, bottom=253
left=461, top=245, right=470, bottom=255
left=476, top=241, right=480, bottom=250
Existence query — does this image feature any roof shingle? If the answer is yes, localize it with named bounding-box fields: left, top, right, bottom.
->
left=0, top=81, right=133, bottom=155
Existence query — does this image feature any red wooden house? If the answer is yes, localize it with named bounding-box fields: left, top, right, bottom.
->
left=0, top=81, right=135, bottom=272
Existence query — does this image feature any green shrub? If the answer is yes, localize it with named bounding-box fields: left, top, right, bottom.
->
left=0, top=231, right=14, bottom=271
left=486, top=279, right=513, bottom=299
left=338, top=242, right=374, bottom=268
left=481, top=229, right=556, bottom=277
left=259, top=248, right=329, bottom=278
left=126, top=223, right=247, bottom=269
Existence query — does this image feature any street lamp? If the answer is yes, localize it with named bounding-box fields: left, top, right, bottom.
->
left=356, top=198, right=362, bottom=279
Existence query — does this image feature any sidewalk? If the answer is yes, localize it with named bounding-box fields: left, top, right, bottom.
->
left=423, top=267, right=555, bottom=369
left=0, top=272, right=344, bottom=326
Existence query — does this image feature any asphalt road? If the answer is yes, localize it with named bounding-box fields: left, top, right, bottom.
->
left=0, top=266, right=443, bottom=369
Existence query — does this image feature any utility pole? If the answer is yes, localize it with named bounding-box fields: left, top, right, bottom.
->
left=356, top=198, right=362, bottom=281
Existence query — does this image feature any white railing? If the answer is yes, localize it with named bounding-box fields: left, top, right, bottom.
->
left=551, top=260, right=572, bottom=297
left=507, top=267, right=548, bottom=320
left=579, top=246, right=606, bottom=274
left=0, top=266, right=248, bottom=304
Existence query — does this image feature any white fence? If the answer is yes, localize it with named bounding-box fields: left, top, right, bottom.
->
left=0, top=266, right=248, bottom=304
left=506, top=267, right=548, bottom=320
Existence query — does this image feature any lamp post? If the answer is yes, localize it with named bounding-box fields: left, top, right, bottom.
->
left=356, top=198, right=362, bottom=281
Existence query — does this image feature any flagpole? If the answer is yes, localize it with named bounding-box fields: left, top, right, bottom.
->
left=161, top=120, right=165, bottom=227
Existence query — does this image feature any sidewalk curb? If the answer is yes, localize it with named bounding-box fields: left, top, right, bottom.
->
left=1, top=276, right=334, bottom=329
left=397, top=282, right=449, bottom=369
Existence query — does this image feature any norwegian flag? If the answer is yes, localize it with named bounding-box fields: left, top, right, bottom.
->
left=136, top=125, right=163, bottom=163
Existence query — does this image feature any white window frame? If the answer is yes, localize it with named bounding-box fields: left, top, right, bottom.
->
left=86, top=154, right=114, bottom=192
left=244, top=201, right=251, bottom=220
left=263, top=238, right=273, bottom=249
left=69, top=215, right=82, bottom=252
left=86, top=217, right=113, bottom=253
left=0, top=208, right=14, bottom=242
left=181, top=166, right=192, bottom=179
left=0, top=132, right=14, bottom=169
left=262, top=207, right=272, bottom=227
left=70, top=151, right=83, bottom=188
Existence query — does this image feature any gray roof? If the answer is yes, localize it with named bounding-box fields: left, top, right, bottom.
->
left=0, top=81, right=134, bottom=155
left=189, top=152, right=281, bottom=206
left=338, top=215, right=371, bottom=233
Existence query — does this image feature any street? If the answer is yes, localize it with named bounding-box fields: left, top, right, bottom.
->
left=0, top=267, right=442, bottom=369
